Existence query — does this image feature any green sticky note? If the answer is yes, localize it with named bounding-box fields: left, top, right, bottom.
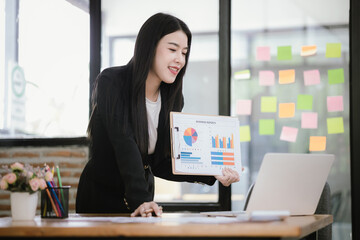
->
left=261, top=96, right=277, bottom=112
left=327, top=117, right=344, bottom=134
left=259, top=119, right=275, bottom=135
left=239, top=125, right=251, bottom=142
left=326, top=43, right=341, bottom=58
left=297, top=95, right=313, bottom=110
left=328, top=68, right=344, bottom=84
left=277, top=46, right=292, bottom=60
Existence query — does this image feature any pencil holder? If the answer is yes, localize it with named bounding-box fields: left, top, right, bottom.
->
left=41, top=186, right=70, bottom=218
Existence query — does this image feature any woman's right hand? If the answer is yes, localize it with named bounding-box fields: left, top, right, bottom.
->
left=130, top=201, right=163, bottom=217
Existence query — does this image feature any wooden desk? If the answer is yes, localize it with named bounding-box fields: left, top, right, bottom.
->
left=0, top=213, right=332, bottom=239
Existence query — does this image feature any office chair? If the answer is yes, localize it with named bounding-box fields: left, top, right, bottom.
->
left=243, top=182, right=332, bottom=240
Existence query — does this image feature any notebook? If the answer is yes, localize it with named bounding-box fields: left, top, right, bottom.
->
left=202, top=153, right=334, bottom=217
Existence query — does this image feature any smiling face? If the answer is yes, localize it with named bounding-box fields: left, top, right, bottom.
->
left=147, top=30, right=188, bottom=85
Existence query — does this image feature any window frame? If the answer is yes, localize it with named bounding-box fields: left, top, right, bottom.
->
left=350, top=0, right=360, bottom=238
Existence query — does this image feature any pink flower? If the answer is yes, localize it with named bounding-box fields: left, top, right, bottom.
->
left=10, top=162, right=24, bottom=171
left=38, top=178, right=47, bottom=190
left=4, top=173, right=17, bottom=184
left=45, top=171, right=53, bottom=182
left=29, top=178, right=40, bottom=191
left=27, top=171, right=34, bottom=178
left=0, top=179, right=8, bottom=190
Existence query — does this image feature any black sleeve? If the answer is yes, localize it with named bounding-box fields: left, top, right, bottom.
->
left=96, top=70, right=152, bottom=210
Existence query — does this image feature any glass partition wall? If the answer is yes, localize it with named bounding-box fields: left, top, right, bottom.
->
left=231, top=1, right=351, bottom=239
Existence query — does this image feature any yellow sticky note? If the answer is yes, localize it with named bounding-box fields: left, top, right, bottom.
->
left=327, top=117, right=344, bottom=134
left=309, top=136, right=327, bottom=151
left=279, top=103, right=295, bottom=118
left=261, top=97, right=277, bottom=112
left=234, top=70, right=251, bottom=80
left=326, top=43, right=341, bottom=58
left=279, top=69, right=295, bottom=84
left=239, top=125, right=251, bottom=142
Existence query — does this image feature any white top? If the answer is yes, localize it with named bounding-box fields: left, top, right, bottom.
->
left=146, top=93, right=161, bottom=154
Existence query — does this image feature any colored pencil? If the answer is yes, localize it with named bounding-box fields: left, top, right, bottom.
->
left=45, top=188, right=59, bottom=217
left=56, top=165, right=65, bottom=205
left=47, top=181, right=64, bottom=216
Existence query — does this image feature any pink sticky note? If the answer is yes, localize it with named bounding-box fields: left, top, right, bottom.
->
left=259, top=71, right=275, bottom=86
left=256, top=46, right=271, bottom=61
left=327, top=96, right=343, bottom=112
left=236, top=99, right=252, bottom=115
left=304, top=69, right=320, bottom=86
left=301, top=112, right=318, bottom=129
left=280, top=126, right=298, bottom=142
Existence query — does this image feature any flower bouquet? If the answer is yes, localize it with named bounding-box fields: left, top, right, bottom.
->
left=0, top=162, right=49, bottom=193
left=0, top=162, right=52, bottom=221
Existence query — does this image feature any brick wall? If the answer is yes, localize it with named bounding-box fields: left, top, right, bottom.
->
left=0, top=146, right=88, bottom=217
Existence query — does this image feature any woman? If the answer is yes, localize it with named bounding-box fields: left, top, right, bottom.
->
left=76, top=13, right=240, bottom=217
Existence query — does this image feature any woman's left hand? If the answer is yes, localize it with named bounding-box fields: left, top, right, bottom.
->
left=215, top=167, right=241, bottom=187
left=131, top=201, right=163, bottom=217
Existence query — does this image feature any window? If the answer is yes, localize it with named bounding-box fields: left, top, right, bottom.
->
left=231, top=0, right=350, bottom=238
left=0, top=0, right=90, bottom=139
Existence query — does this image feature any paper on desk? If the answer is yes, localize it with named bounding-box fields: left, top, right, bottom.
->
left=112, top=216, right=242, bottom=224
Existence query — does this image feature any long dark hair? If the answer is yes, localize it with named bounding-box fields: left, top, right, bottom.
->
left=131, top=13, right=192, bottom=160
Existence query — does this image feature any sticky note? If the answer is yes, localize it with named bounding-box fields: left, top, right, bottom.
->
left=301, top=45, right=317, bottom=57
left=259, top=119, right=275, bottom=135
left=309, top=136, right=327, bottom=151
left=234, top=69, right=251, bottom=80
left=280, top=126, right=298, bottom=142
left=297, top=95, right=313, bottom=110
left=328, top=68, right=344, bottom=84
left=301, top=112, right=318, bottom=129
left=236, top=99, right=252, bottom=115
left=261, top=97, right=277, bottom=112
left=277, top=46, right=292, bottom=60
left=327, top=117, right=344, bottom=134
left=304, top=69, right=320, bottom=86
left=279, top=103, right=295, bottom=118
left=327, top=96, right=344, bottom=112
left=256, top=46, right=271, bottom=61
left=259, top=71, right=275, bottom=86
left=326, top=43, right=341, bottom=58
left=279, top=69, right=295, bottom=84
left=240, top=125, right=251, bottom=142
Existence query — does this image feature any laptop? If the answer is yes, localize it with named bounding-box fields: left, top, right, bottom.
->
left=202, top=153, right=334, bottom=217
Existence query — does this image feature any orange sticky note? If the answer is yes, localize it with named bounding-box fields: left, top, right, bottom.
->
left=279, top=69, right=295, bottom=84
left=309, top=136, right=327, bottom=151
left=301, top=45, right=317, bottom=57
left=279, top=103, right=295, bottom=118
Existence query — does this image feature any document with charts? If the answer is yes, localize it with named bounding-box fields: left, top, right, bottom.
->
left=170, top=112, right=242, bottom=176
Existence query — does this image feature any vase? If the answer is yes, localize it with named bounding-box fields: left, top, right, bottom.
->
left=10, top=192, right=38, bottom=221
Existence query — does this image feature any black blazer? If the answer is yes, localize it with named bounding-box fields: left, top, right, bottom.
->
left=76, top=63, right=216, bottom=213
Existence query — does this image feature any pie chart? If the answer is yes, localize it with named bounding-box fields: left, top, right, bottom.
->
left=183, top=128, right=198, bottom=146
